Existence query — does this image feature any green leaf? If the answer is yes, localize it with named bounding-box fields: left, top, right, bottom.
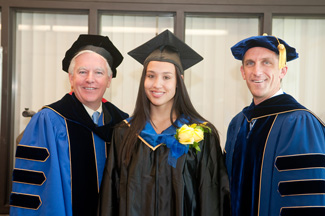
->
left=199, top=124, right=211, bottom=133
left=192, top=142, right=201, bottom=152
left=175, top=129, right=179, bottom=140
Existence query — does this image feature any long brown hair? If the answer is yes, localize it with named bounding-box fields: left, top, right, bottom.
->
left=122, top=61, right=219, bottom=164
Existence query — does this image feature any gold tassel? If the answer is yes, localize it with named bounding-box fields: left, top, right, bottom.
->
left=277, top=43, right=286, bottom=69
left=263, top=33, right=286, bottom=69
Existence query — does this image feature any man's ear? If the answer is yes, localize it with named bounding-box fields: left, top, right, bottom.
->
left=106, top=74, right=113, bottom=88
left=240, top=65, right=246, bottom=80
left=68, top=73, right=74, bottom=88
left=279, top=66, right=288, bottom=79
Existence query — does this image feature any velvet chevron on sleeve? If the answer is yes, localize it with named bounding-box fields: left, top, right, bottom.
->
left=225, top=94, right=325, bottom=216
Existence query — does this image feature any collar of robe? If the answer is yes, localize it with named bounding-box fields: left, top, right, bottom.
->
left=243, top=93, right=306, bottom=122
left=126, top=115, right=192, bottom=168
left=44, top=92, right=128, bottom=142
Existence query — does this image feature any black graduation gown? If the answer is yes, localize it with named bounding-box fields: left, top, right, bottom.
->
left=98, top=119, right=231, bottom=216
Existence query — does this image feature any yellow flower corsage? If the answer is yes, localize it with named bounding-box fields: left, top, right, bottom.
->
left=175, top=123, right=211, bottom=152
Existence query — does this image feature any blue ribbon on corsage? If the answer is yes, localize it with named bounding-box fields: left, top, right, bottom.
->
left=159, top=135, right=189, bottom=168
left=138, top=117, right=190, bottom=168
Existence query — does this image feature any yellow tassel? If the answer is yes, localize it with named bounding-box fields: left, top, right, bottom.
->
left=277, top=43, right=286, bottom=69
left=264, top=33, right=286, bottom=69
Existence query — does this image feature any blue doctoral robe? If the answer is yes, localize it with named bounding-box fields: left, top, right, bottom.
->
left=10, top=93, right=128, bottom=216
left=225, top=94, right=325, bottom=216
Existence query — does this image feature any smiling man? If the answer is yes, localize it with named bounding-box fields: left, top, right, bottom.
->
left=10, top=35, right=128, bottom=216
left=225, top=34, right=325, bottom=216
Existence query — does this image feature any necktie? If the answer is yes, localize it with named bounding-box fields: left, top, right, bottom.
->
left=92, top=111, right=100, bottom=125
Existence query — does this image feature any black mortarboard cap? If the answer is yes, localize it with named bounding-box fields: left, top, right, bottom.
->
left=231, top=34, right=298, bottom=69
left=62, top=34, right=123, bottom=78
left=128, top=30, right=203, bottom=72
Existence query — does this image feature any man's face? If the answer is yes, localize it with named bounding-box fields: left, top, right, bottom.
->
left=240, top=47, right=287, bottom=105
left=69, top=52, right=112, bottom=110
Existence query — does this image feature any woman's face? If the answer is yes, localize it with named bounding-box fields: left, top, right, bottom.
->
left=144, top=61, right=177, bottom=110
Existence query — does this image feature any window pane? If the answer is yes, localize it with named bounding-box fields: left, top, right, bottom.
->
left=185, top=16, right=259, bottom=147
left=100, top=14, right=174, bottom=114
left=15, top=12, right=88, bottom=146
left=273, top=17, right=325, bottom=122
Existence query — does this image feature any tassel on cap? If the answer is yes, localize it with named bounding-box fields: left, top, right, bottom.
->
left=263, top=33, right=286, bottom=69
left=231, top=34, right=298, bottom=63
left=277, top=42, right=286, bottom=69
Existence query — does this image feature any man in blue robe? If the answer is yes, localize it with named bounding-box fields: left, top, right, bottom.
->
left=225, top=34, right=325, bottom=216
left=10, top=34, right=129, bottom=216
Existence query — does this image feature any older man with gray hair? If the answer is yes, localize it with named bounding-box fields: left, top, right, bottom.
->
left=10, top=34, right=128, bottom=216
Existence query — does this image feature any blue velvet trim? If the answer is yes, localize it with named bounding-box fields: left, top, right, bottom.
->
left=231, top=116, right=274, bottom=216
left=13, top=169, right=46, bottom=185
left=276, top=154, right=325, bottom=171
left=10, top=193, right=41, bottom=210
left=279, top=180, right=325, bottom=196
left=16, top=145, right=49, bottom=161
left=243, top=94, right=305, bottom=121
left=281, top=207, right=325, bottom=216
